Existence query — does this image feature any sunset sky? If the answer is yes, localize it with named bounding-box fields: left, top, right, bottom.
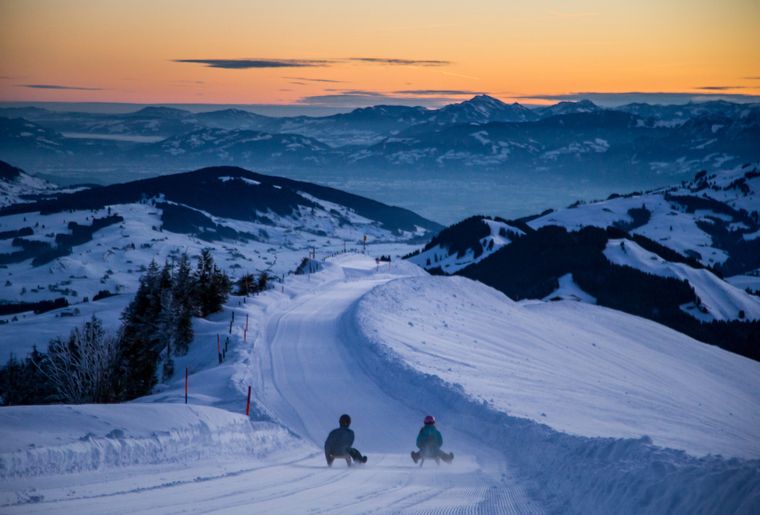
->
left=2, top=0, right=759, bottom=109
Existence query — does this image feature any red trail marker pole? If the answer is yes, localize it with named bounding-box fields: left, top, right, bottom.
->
left=184, top=367, right=188, bottom=404
left=245, top=385, right=252, bottom=416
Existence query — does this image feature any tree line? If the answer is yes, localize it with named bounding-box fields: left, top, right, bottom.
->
left=0, top=248, right=236, bottom=405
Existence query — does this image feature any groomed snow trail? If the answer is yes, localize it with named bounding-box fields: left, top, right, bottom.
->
left=3, top=255, right=542, bottom=514
left=252, top=255, right=542, bottom=513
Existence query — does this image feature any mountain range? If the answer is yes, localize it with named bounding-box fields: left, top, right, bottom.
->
left=2, top=96, right=758, bottom=185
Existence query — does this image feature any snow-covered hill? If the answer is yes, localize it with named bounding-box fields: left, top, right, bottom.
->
left=530, top=163, right=760, bottom=274
left=356, top=274, right=760, bottom=458
left=412, top=164, right=760, bottom=299
left=604, top=238, right=760, bottom=321
left=0, top=166, right=438, bottom=357
left=533, top=99, right=601, bottom=118
left=3, top=254, right=758, bottom=513
left=0, top=160, right=57, bottom=208
left=408, top=215, right=523, bottom=273
left=406, top=165, right=760, bottom=360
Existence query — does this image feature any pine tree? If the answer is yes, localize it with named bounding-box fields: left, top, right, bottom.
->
left=172, top=253, right=194, bottom=355
left=194, top=248, right=230, bottom=316
left=237, top=273, right=255, bottom=296
left=0, top=348, right=53, bottom=406
left=257, top=272, right=269, bottom=292
left=157, top=261, right=176, bottom=380
left=118, top=260, right=162, bottom=399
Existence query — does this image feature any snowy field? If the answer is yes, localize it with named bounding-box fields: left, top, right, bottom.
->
left=1, top=254, right=759, bottom=514
left=356, top=275, right=760, bottom=457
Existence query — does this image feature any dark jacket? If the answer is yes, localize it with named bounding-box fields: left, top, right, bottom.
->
left=325, top=427, right=355, bottom=455
left=416, top=425, right=443, bottom=450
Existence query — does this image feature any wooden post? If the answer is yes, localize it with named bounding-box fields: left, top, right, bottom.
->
left=184, top=367, right=188, bottom=404
left=245, top=385, right=252, bottom=416
left=217, top=334, right=222, bottom=364
left=244, top=314, right=249, bottom=342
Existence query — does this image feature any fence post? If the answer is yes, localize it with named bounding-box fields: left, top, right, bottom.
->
left=184, top=367, right=188, bottom=404
left=244, top=314, right=249, bottom=342
left=246, top=385, right=252, bottom=416
left=217, top=334, right=222, bottom=364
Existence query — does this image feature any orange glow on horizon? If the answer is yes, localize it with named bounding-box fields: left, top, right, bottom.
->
left=1, top=0, right=758, bottom=106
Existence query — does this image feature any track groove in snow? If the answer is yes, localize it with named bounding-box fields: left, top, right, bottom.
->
left=250, top=255, right=541, bottom=513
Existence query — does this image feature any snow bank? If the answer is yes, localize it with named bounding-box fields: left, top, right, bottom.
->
left=352, top=275, right=760, bottom=514
left=0, top=404, right=297, bottom=478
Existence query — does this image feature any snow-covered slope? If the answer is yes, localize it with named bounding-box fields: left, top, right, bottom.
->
left=604, top=238, right=760, bottom=321
left=0, top=166, right=436, bottom=359
left=356, top=275, right=760, bottom=458
left=534, top=99, right=601, bottom=118
left=0, top=160, right=57, bottom=208
left=530, top=163, right=760, bottom=271
left=408, top=165, right=760, bottom=330
left=408, top=215, right=523, bottom=273
left=0, top=404, right=297, bottom=478
left=2, top=255, right=759, bottom=513
left=353, top=273, right=760, bottom=514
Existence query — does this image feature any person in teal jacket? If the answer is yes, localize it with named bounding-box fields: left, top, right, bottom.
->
left=411, top=415, right=454, bottom=464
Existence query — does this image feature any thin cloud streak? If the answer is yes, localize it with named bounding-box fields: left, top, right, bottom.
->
left=697, top=86, right=746, bottom=90
left=347, top=57, right=450, bottom=66
left=17, top=84, right=103, bottom=91
left=174, top=57, right=450, bottom=70
left=298, top=92, right=453, bottom=108
left=395, top=89, right=482, bottom=96
left=173, top=58, right=329, bottom=69
left=518, top=91, right=760, bottom=106
left=283, top=76, right=345, bottom=83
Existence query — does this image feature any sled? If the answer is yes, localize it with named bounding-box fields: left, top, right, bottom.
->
left=326, top=453, right=353, bottom=467
left=412, top=449, right=453, bottom=467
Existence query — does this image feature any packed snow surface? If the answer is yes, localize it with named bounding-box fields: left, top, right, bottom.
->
left=2, top=254, right=759, bottom=514
left=356, top=274, right=760, bottom=458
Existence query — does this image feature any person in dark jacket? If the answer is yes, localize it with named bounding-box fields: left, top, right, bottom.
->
left=324, top=414, right=367, bottom=466
left=411, top=415, right=454, bottom=464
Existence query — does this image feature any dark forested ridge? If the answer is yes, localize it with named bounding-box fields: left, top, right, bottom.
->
left=0, top=166, right=442, bottom=236
left=459, top=226, right=760, bottom=361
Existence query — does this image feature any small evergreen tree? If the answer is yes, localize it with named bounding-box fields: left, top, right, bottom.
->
left=172, top=253, right=195, bottom=355
left=118, top=260, right=163, bottom=399
left=237, top=273, right=256, bottom=296
left=194, top=248, right=231, bottom=316
left=257, top=272, right=269, bottom=292
left=0, top=348, right=53, bottom=406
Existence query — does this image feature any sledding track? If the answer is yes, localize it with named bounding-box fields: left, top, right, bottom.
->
left=3, top=255, right=542, bottom=514
left=249, top=255, right=542, bottom=513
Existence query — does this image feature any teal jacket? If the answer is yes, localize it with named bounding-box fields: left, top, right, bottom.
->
left=416, top=425, right=443, bottom=450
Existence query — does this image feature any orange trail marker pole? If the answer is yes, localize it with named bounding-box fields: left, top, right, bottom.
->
left=246, top=385, right=252, bottom=416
